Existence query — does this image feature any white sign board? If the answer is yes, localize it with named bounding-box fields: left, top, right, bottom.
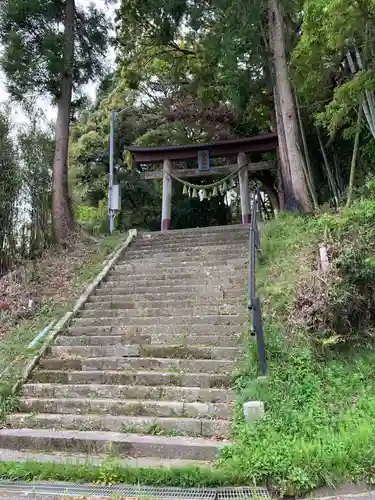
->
left=109, top=184, right=121, bottom=211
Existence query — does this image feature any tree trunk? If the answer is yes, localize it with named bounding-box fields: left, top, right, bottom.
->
left=260, top=20, right=288, bottom=211
left=273, top=82, right=296, bottom=210
left=52, top=0, right=75, bottom=245
left=261, top=19, right=291, bottom=211
left=268, top=0, right=313, bottom=214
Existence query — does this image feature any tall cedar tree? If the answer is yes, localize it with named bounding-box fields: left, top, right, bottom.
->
left=0, top=0, right=111, bottom=244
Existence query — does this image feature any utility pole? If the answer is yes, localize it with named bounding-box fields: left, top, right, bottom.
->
left=108, top=108, right=128, bottom=234
left=108, top=110, right=116, bottom=234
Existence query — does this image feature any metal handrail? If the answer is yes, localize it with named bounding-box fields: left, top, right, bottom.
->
left=248, top=187, right=267, bottom=376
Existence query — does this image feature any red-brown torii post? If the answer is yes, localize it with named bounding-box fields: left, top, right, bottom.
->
left=127, top=133, right=279, bottom=231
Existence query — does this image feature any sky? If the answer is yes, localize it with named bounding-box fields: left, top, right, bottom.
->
left=0, top=0, right=117, bottom=127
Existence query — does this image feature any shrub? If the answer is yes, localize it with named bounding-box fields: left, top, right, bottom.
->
left=293, top=200, right=375, bottom=348
left=75, top=200, right=108, bottom=235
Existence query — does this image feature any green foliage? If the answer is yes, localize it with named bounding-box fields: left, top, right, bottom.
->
left=172, top=195, right=232, bottom=229
left=220, top=207, right=375, bottom=495
left=292, top=0, right=375, bottom=203
left=222, top=341, right=375, bottom=495
left=0, top=386, right=18, bottom=424
left=117, top=0, right=273, bottom=130
left=291, top=199, right=375, bottom=346
left=0, top=106, right=55, bottom=275
left=0, top=107, right=21, bottom=274
left=293, top=0, right=375, bottom=139
left=75, top=201, right=108, bottom=235
left=0, top=459, right=237, bottom=487
left=317, top=71, right=375, bottom=136
left=19, top=110, right=55, bottom=258
left=0, top=0, right=111, bottom=101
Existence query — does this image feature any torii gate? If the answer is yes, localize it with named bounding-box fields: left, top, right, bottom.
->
left=127, top=133, right=279, bottom=231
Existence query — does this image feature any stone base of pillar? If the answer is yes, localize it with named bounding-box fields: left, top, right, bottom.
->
left=161, top=218, right=171, bottom=231
left=242, top=214, right=251, bottom=224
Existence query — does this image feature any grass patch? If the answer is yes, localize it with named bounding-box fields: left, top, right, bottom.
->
left=0, top=459, right=241, bottom=487
left=0, top=233, right=124, bottom=396
left=218, top=205, right=375, bottom=495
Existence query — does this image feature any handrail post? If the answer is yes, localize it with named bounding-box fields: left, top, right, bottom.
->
left=256, top=185, right=263, bottom=222
left=253, top=297, right=267, bottom=376
left=248, top=226, right=255, bottom=311
left=248, top=194, right=267, bottom=375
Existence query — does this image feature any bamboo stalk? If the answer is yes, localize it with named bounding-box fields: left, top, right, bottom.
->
left=354, top=44, right=375, bottom=127
left=346, top=51, right=375, bottom=138
left=333, top=150, right=344, bottom=193
left=346, top=102, right=363, bottom=208
left=316, top=128, right=340, bottom=206
left=295, top=90, right=319, bottom=209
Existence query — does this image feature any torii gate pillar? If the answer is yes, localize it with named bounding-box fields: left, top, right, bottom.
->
left=238, top=152, right=251, bottom=224
left=161, top=159, right=172, bottom=231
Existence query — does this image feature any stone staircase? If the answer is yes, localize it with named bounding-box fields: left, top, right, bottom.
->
left=0, top=225, right=249, bottom=466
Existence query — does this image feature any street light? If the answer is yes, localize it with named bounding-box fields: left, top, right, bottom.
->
left=108, top=108, right=129, bottom=234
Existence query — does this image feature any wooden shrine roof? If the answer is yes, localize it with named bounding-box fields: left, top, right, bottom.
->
left=127, top=132, right=278, bottom=164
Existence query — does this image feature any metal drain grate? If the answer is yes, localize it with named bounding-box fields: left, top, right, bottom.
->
left=218, top=488, right=270, bottom=500
left=0, top=482, right=271, bottom=499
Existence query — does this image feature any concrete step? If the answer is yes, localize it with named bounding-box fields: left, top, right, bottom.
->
left=110, top=265, right=244, bottom=275
left=71, top=314, right=246, bottom=327
left=55, top=333, right=241, bottom=347
left=30, top=370, right=231, bottom=388
left=87, top=297, right=243, bottom=309
left=140, top=223, right=248, bottom=235
left=111, top=258, right=248, bottom=276
left=0, top=448, right=209, bottom=468
left=109, top=268, right=244, bottom=278
left=22, top=384, right=236, bottom=403
left=102, top=280, right=243, bottom=291
left=19, top=397, right=232, bottom=420
left=139, top=224, right=248, bottom=237
left=129, top=244, right=249, bottom=254
left=39, top=356, right=236, bottom=373
left=134, top=232, right=248, bottom=242
left=113, top=262, right=246, bottom=273
left=124, top=243, right=248, bottom=255
left=130, top=238, right=248, bottom=249
left=116, top=258, right=247, bottom=269
left=92, top=290, right=243, bottom=301
left=106, top=273, right=244, bottom=284
left=66, top=324, right=243, bottom=337
left=129, top=245, right=249, bottom=254
left=48, top=344, right=140, bottom=358
left=98, top=283, right=243, bottom=295
left=122, top=251, right=247, bottom=262
left=7, top=413, right=230, bottom=438
left=0, top=428, right=226, bottom=460
left=79, top=305, right=244, bottom=317
left=49, top=344, right=239, bottom=360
